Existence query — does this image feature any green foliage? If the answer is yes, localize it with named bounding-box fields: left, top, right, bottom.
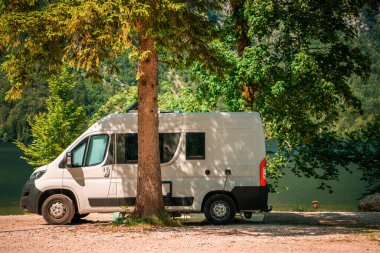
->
left=0, top=52, right=138, bottom=143
left=91, top=77, right=212, bottom=124
left=346, top=119, right=380, bottom=193
left=0, top=0, right=225, bottom=97
left=337, top=8, right=380, bottom=131
left=188, top=1, right=379, bottom=190
left=15, top=68, right=87, bottom=167
left=91, top=86, right=138, bottom=124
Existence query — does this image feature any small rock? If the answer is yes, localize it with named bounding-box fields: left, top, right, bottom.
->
left=358, top=193, right=380, bottom=212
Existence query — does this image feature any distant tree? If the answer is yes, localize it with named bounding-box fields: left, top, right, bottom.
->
left=0, top=68, right=48, bottom=143
left=15, top=68, right=87, bottom=167
left=338, top=8, right=380, bottom=131
left=0, top=0, right=225, bottom=218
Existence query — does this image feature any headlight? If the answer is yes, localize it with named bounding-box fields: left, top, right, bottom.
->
left=30, top=170, right=46, bottom=180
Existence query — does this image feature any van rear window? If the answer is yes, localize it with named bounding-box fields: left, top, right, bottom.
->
left=186, top=133, right=205, bottom=160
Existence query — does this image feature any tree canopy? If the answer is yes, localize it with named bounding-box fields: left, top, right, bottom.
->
left=187, top=0, right=379, bottom=190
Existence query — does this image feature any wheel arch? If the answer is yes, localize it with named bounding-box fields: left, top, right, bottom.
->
left=201, top=191, right=239, bottom=212
left=38, top=189, right=79, bottom=215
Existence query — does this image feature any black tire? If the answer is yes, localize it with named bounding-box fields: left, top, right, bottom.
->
left=243, top=212, right=252, bottom=219
left=204, top=194, right=236, bottom=225
left=41, top=194, right=75, bottom=225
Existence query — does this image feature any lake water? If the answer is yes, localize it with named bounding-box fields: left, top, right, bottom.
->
left=0, top=143, right=367, bottom=215
left=0, top=143, right=31, bottom=215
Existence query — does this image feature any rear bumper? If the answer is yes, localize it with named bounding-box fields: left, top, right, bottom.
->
left=231, top=185, right=269, bottom=212
left=20, top=180, right=41, bottom=214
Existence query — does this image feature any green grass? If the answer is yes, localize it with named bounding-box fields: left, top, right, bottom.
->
left=112, top=211, right=181, bottom=227
left=0, top=203, right=24, bottom=215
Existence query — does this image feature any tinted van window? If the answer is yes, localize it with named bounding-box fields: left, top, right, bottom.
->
left=117, top=134, right=138, bottom=164
left=117, top=133, right=181, bottom=164
left=186, top=132, right=205, bottom=160
left=160, top=133, right=181, bottom=163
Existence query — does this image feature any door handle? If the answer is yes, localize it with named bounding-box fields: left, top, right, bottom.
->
left=103, top=166, right=110, bottom=177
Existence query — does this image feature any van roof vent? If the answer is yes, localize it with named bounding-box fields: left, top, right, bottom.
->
left=126, top=102, right=181, bottom=114
left=126, top=102, right=138, bottom=113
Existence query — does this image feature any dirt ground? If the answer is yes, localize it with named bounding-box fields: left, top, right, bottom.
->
left=0, top=212, right=379, bottom=253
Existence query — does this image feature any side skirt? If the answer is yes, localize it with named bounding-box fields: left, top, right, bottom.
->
left=88, top=197, right=194, bottom=207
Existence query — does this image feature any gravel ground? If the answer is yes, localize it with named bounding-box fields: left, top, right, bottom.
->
left=0, top=212, right=379, bottom=253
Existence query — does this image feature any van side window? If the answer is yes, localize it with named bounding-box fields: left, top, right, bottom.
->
left=72, top=138, right=88, bottom=167
left=85, top=135, right=109, bottom=166
left=117, top=134, right=138, bottom=164
left=116, top=133, right=181, bottom=164
left=186, top=133, right=205, bottom=160
left=160, top=133, right=181, bottom=163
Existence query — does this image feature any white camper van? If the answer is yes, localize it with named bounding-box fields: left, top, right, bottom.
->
left=20, top=112, right=269, bottom=225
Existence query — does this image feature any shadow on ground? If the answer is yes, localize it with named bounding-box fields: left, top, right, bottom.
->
left=178, top=212, right=380, bottom=238
left=71, top=212, right=380, bottom=238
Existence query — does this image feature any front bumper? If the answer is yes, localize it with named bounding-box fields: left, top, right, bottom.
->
left=20, top=180, right=41, bottom=214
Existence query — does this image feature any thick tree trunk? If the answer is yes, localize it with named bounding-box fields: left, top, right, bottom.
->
left=134, top=35, right=164, bottom=218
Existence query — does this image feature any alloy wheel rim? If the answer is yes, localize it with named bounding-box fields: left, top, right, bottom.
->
left=49, top=201, right=66, bottom=219
left=211, top=200, right=230, bottom=220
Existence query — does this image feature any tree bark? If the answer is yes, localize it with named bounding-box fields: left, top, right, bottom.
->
left=134, top=34, right=164, bottom=218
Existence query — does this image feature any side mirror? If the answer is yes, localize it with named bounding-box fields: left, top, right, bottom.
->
left=66, top=152, right=73, bottom=168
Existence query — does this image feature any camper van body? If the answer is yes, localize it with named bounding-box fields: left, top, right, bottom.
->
left=20, top=112, right=269, bottom=225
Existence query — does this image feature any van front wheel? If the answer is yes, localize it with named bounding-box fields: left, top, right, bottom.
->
left=204, top=194, right=236, bottom=225
left=42, top=194, right=75, bottom=225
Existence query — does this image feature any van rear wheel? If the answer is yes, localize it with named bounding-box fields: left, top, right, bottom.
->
left=204, top=194, right=236, bottom=225
left=42, top=194, right=75, bottom=225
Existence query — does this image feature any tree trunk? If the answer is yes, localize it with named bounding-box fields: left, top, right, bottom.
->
left=134, top=34, right=164, bottom=218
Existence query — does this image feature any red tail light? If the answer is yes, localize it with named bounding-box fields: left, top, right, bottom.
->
left=260, top=158, right=267, bottom=186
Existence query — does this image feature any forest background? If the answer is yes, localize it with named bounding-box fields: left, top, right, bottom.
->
left=0, top=1, right=379, bottom=198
